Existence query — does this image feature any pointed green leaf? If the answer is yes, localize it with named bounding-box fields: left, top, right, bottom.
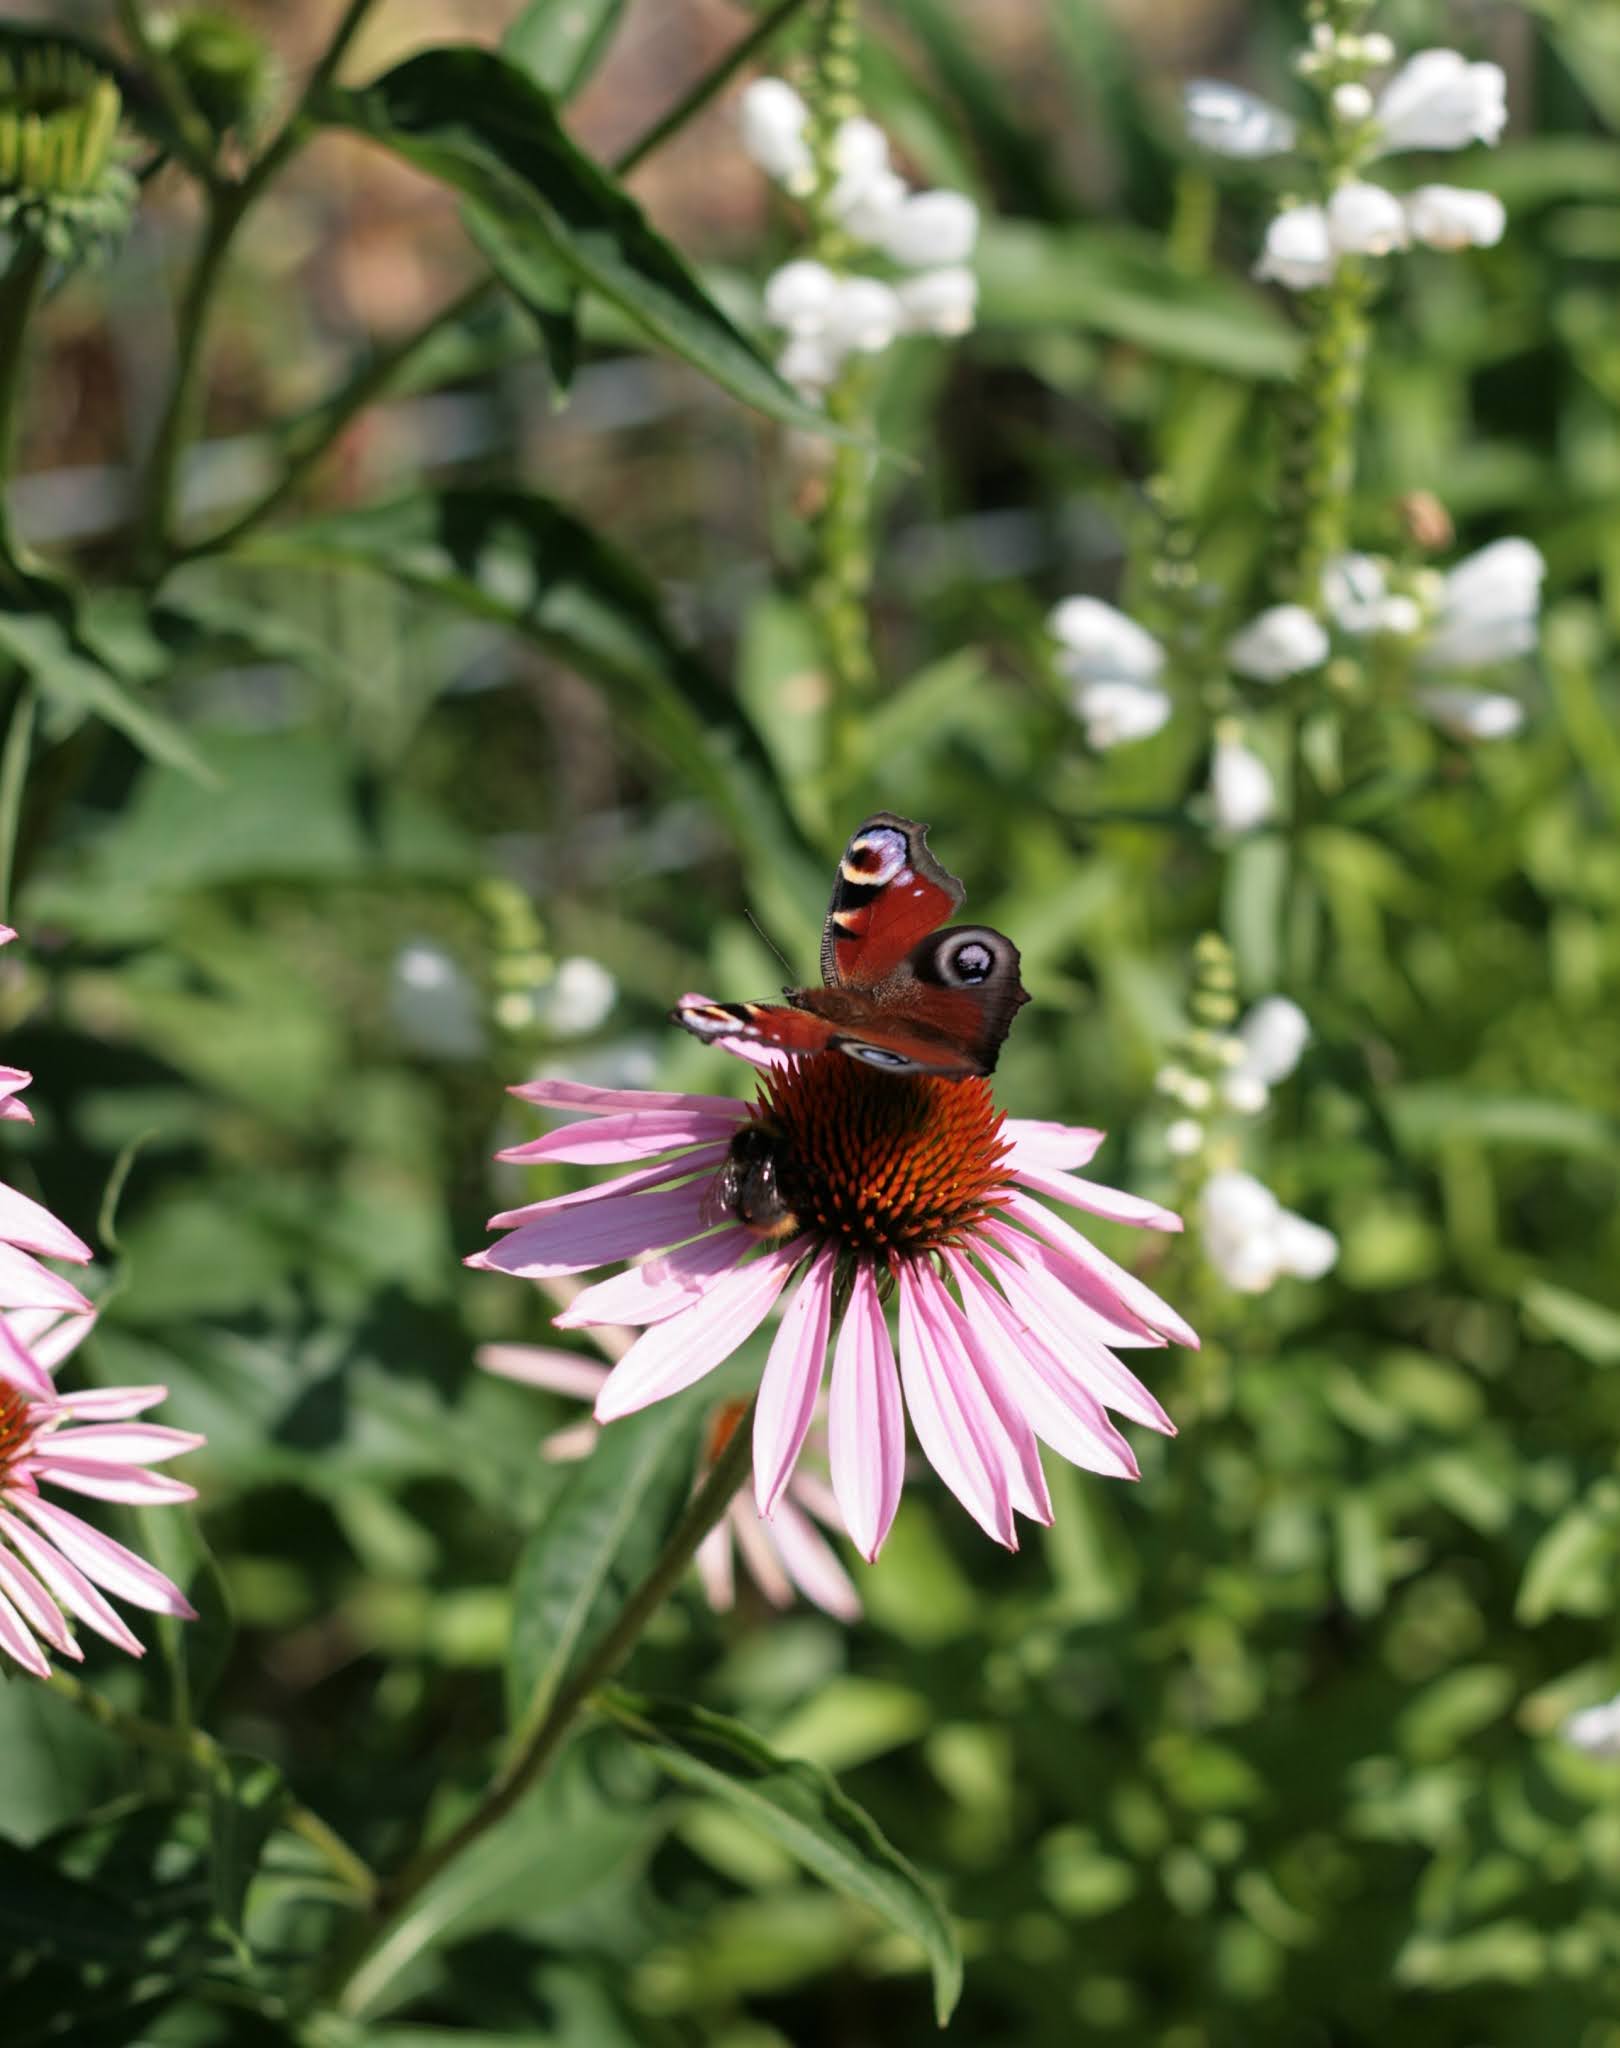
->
left=0, top=606, right=216, bottom=784
left=504, top=0, right=628, bottom=101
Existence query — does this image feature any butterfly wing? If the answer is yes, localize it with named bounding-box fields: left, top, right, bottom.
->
left=674, top=989, right=1006, bottom=1076
left=820, top=814, right=964, bottom=988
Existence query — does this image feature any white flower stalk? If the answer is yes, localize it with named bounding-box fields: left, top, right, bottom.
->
left=1322, top=554, right=1421, bottom=638
left=1405, top=184, right=1506, bottom=251
left=880, top=190, right=979, bottom=268
left=1183, top=79, right=1298, bottom=159
left=1208, top=734, right=1275, bottom=834
left=895, top=266, right=978, bottom=336
left=1072, top=680, right=1173, bottom=752
left=1255, top=204, right=1335, bottom=291
left=1423, top=537, right=1545, bottom=668
left=1373, top=49, right=1508, bottom=156
left=1227, top=604, right=1330, bottom=682
left=1201, top=1170, right=1338, bottom=1293
left=739, top=78, right=813, bottom=190
left=1415, top=687, right=1525, bottom=742
left=1327, top=180, right=1409, bottom=255
left=1048, top=596, right=1165, bottom=685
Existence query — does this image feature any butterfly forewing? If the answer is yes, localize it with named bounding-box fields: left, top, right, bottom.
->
left=820, top=813, right=965, bottom=988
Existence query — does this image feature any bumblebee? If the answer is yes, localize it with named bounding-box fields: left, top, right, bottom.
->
left=708, top=1122, right=799, bottom=1242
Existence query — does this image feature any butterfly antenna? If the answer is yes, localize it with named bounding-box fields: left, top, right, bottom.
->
left=745, top=909, right=794, bottom=978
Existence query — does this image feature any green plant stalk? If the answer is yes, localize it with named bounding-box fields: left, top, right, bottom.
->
left=46, top=1670, right=377, bottom=1901
left=0, top=238, right=50, bottom=589
left=0, top=683, right=38, bottom=924
left=326, top=1402, right=760, bottom=2019
left=114, top=0, right=221, bottom=183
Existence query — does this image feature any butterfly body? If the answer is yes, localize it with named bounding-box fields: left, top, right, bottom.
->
left=675, top=814, right=1028, bottom=1078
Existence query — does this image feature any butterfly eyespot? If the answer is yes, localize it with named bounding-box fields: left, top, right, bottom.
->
left=843, top=1043, right=915, bottom=1069
left=948, top=940, right=994, bottom=984
left=842, top=827, right=909, bottom=887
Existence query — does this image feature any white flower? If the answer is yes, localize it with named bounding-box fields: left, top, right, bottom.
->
left=1272, top=1209, right=1340, bottom=1281
left=895, top=265, right=978, bottom=337
left=763, top=259, right=840, bottom=336
left=1564, top=1697, right=1620, bottom=1760
left=1072, top=679, right=1173, bottom=751
left=1227, top=604, right=1330, bottom=682
left=1423, top=537, right=1545, bottom=668
left=1235, top=995, right=1310, bottom=1085
left=1331, top=82, right=1375, bottom=123
left=1222, top=1072, right=1270, bottom=1116
left=1373, top=49, right=1507, bottom=155
left=1165, top=1118, right=1205, bottom=1158
left=390, top=942, right=485, bottom=1059
left=1255, top=204, right=1335, bottom=291
left=1322, top=554, right=1421, bottom=637
left=777, top=335, right=841, bottom=396
left=1208, top=735, right=1275, bottom=833
left=1328, top=180, right=1409, bottom=255
left=838, top=167, right=907, bottom=244
left=880, top=190, right=979, bottom=268
left=1183, top=79, right=1297, bottom=159
left=828, top=116, right=892, bottom=220
left=824, top=275, right=903, bottom=355
left=537, top=957, right=618, bottom=1038
left=739, top=78, right=813, bottom=189
left=1405, top=184, right=1506, bottom=250
left=1201, top=1170, right=1338, bottom=1293
left=1415, top=687, right=1525, bottom=742
left=1048, top=596, right=1165, bottom=684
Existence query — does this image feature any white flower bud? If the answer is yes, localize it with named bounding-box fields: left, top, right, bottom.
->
left=1274, top=1209, right=1339, bottom=1281
left=837, top=167, right=907, bottom=244
left=763, top=258, right=840, bottom=336
left=1183, top=80, right=1298, bottom=159
left=1227, top=603, right=1330, bottom=682
left=880, top=189, right=979, bottom=267
left=1072, top=679, right=1173, bottom=751
left=1423, top=537, right=1544, bottom=668
left=1165, top=1118, right=1205, bottom=1158
left=1405, top=184, right=1506, bottom=251
left=1564, top=1698, right=1620, bottom=1760
left=1223, top=1073, right=1270, bottom=1116
left=1361, top=33, right=1396, bottom=67
left=1255, top=204, right=1335, bottom=291
left=1415, top=687, right=1526, bottom=742
left=1332, top=82, right=1375, bottom=122
left=538, top=956, right=618, bottom=1037
left=1236, top=995, right=1310, bottom=1084
left=777, top=334, right=842, bottom=396
left=739, top=78, right=813, bottom=188
left=828, top=116, right=892, bottom=218
left=1328, top=180, right=1409, bottom=255
left=824, top=275, right=903, bottom=355
left=1048, top=596, right=1165, bottom=684
left=894, top=265, right=978, bottom=337
left=1373, top=49, right=1508, bottom=155
left=1201, top=1169, right=1283, bottom=1292
left=1156, top=1063, right=1192, bottom=1098
left=1208, top=735, right=1276, bottom=833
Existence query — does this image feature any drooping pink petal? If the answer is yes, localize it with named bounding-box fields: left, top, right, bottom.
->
left=897, top=1265, right=1016, bottom=1549
left=30, top=1461, right=197, bottom=1506
left=12, top=1496, right=197, bottom=1617
left=475, top=1346, right=610, bottom=1399
left=539, top=1419, right=601, bottom=1463
left=828, top=1265, right=905, bottom=1563
left=753, top=1246, right=836, bottom=1518
left=694, top=1521, right=736, bottom=1611
left=488, top=1144, right=728, bottom=1217
left=980, top=1240, right=1175, bottom=1436
left=509, top=1077, right=749, bottom=1120
left=768, top=1495, right=862, bottom=1621
left=999, top=1189, right=1198, bottom=1348
left=470, top=1184, right=709, bottom=1281
left=7, top=1305, right=96, bottom=1370
left=0, top=1243, right=93, bottom=1315
left=1002, top=1120, right=1107, bottom=1172
left=0, top=1183, right=92, bottom=1263
left=731, top=1502, right=795, bottom=1607
left=498, top=1109, right=745, bottom=1167
left=0, top=1508, right=145, bottom=1654
left=557, top=1228, right=753, bottom=1329
left=1010, top=1160, right=1182, bottom=1233
left=949, top=1253, right=1140, bottom=1480
left=33, top=1422, right=203, bottom=1468
left=594, top=1238, right=806, bottom=1424
left=911, top=1262, right=1051, bottom=1524
left=0, top=1581, right=51, bottom=1677
left=0, top=1545, right=77, bottom=1657
left=0, top=1067, right=34, bottom=1125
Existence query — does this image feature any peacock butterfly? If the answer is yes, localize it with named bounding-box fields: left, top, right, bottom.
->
left=672, top=813, right=1029, bottom=1080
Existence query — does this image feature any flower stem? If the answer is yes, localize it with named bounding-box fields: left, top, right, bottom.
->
left=324, top=1402, right=759, bottom=2019
left=0, top=237, right=50, bottom=591
left=1277, top=261, right=1371, bottom=605
left=614, top=0, right=820, bottom=178
left=114, top=0, right=221, bottom=184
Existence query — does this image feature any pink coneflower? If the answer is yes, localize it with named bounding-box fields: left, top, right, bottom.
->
left=0, top=925, right=203, bottom=1676
left=472, top=1032, right=1194, bottom=1562
left=480, top=1338, right=861, bottom=1621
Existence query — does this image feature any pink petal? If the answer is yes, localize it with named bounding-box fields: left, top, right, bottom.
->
left=0, top=1581, right=51, bottom=1677
left=753, top=1246, right=836, bottom=1517
left=498, top=1110, right=745, bottom=1167
left=1002, top=1119, right=1106, bottom=1171
left=980, top=1242, right=1174, bottom=1436
left=828, top=1265, right=905, bottom=1563
left=897, top=1266, right=1016, bottom=1549
left=771, top=1495, right=862, bottom=1621
left=0, top=1508, right=144, bottom=1654
left=8, top=1305, right=96, bottom=1370
left=0, top=1242, right=93, bottom=1315
left=594, top=1238, right=806, bottom=1423
left=540, top=1420, right=601, bottom=1462
left=999, top=1189, right=1198, bottom=1348
left=912, top=1262, right=1051, bottom=1525
left=488, top=1144, right=728, bottom=1217
left=981, top=1218, right=1161, bottom=1349
left=949, top=1254, right=1139, bottom=1479
left=510, top=1077, right=748, bottom=1120
left=0, top=1066, right=34, bottom=1125
left=556, top=1228, right=753, bottom=1329
left=0, top=925, right=14, bottom=946
left=40, top=1422, right=203, bottom=1468
left=731, top=1502, right=795, bottom=1607
left=0, top=1182, right=92, bottom=1263
left=0, top=1321, right=55, bottom=1398
left=32, top=1461, right=198, bottom=1506
left=0, top=1545, right=77, bottom=1657
left=53, top=1383, right=166, bottom=1421
left=470, top=1184, right=709, bottom=1281
left=1011, top=1161, right=1182, bottom=1233
left=12, top=1496, right=197, bottom=1617
left=475, top=1345, right=610, bottom=1399
left=695, top=1521, right=736, bottom=1611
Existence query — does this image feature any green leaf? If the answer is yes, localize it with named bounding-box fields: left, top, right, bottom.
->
left=504, top=0, right=627, bottom=101
left=462, top=206, right=579, bottom=393
left=0, top=1840, right=151, bottom=1963
left=506, top=1395, right=702, bottom=1728
left=1517, top=1484, right=1620, bottom=1625
left=1521, top=1277, right=1620, bottom=1365
left=208, top=1751, right=283, bottom=1940
left=1385, top=1086, right=1620, bottom=1160
left=601, top=1691, right=963, bottom=2025
left=319, top=47, right=842, bottom=436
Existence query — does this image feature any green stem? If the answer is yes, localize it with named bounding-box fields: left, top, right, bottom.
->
left=1279, top=262, right=1370, bottom=606
left=0, top=683, right=38, bottom=924
left=614, top=0, right=819, bottom=177
left=327, top=1405, right=759, bottom=2019
left=115, top=0, right=221, bottom=184
left=0, top=239, right=50, bottom=590
left=46, top=1672, right=377, bottom=1902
